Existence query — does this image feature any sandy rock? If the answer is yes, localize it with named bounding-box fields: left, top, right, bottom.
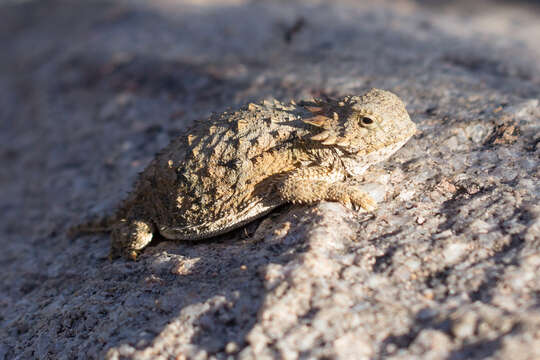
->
left=1, top=0, right=539, bottom=359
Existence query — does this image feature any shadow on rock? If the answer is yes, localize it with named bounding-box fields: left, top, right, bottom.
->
left=101, top=206, right=315, bottom=358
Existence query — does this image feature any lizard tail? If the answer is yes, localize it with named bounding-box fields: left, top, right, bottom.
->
left=67, top=215, right=117, bottom=239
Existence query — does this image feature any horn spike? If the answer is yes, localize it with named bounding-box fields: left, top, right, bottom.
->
left=305, top=106, right=323, bottom=113
left=302, top=115, right=331, bottom=127
left=311, top=130, right=331, bottom=141
left=321, top=135, right=337, bottom=145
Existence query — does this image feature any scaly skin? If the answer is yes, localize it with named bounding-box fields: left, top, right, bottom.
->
left=70, top=88, right=416, bottom=260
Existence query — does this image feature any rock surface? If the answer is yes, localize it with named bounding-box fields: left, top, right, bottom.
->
left=1, top=0, right=539, bottom=359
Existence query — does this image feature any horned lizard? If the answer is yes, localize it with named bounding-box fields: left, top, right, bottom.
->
left=71, top=88, right=416, bottom=259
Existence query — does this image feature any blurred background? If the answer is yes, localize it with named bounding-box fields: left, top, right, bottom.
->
left=1, top=1, right=539, bottom=359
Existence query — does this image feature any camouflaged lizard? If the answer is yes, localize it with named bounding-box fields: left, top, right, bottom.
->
left=71, top=88, right=416, bottom=259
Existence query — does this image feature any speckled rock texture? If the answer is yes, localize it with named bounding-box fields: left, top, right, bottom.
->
left=1, top=0, right=539, bottom=359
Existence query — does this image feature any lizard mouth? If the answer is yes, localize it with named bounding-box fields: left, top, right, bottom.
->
left=345, top=137, right=412, bottom=178
left=338, top=128, right=415, bottom=156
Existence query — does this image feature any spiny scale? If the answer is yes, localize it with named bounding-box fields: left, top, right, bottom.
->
left=69, top=88, right=416, bottom=259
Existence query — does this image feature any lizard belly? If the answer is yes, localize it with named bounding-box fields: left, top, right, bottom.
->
left=158, top=198, right=283, bottom=240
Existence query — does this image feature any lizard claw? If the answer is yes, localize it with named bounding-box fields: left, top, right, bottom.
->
left=349, top=189, right=378, bottom=212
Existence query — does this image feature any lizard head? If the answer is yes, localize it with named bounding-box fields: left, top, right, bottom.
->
left=302, top=88, right=416, bottom=175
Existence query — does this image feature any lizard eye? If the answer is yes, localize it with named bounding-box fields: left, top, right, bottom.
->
left=359, top=116, right=376, bottom=128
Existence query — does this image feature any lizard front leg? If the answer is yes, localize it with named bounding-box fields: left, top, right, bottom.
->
left=277, top=166, right=377, bottom=211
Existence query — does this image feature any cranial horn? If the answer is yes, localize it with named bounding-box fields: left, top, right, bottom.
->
left=321, top=135, right=338, bottom=145
left=311, top=130, right=331, bottom=141
left=302, top=115, right=331, bottom=127
left=305, top=106, right=324, bottom=113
